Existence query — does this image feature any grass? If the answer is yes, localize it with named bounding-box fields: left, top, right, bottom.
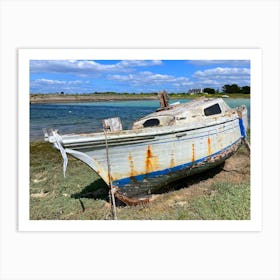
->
left=115, top=182, right=250, bottom=220
left=177, top=183, right=250, bottom=220
left=30, top=141, right=250, bottom=220
left=30, top=142, right=110, bottom=220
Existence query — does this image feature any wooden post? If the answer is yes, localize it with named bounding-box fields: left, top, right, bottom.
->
left=158, top=91, right=169, bottom=109
left=103, top=129, right=117, bottom=220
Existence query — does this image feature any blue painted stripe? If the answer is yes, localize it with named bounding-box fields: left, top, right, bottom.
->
left=238, top=118, right=246, bottom=138
left=112, top=138, right=241, bottom=187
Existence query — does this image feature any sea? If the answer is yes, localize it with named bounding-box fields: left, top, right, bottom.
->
left=30, top=98, right=250, bottom=142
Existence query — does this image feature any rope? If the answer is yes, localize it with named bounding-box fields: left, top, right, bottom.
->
left=103, top=129, right=117, bottom=220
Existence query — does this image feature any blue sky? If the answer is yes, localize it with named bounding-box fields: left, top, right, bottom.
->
left=30, top=60, right=250, bottom=94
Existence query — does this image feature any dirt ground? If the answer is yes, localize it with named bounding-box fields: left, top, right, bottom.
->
left=148, top=149, right=250, bottom=205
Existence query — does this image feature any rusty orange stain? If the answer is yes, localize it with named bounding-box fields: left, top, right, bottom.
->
left=170, top=150, right=175, bottom=168
left=105, top=174, right=115, bottom=184
left=128, top=153, right=135, bottom=177
left=207, top=137, right=212, bottom=156
left=145, top=145, right=159, bottom=174
left=192, top=143, right=195, bottom=162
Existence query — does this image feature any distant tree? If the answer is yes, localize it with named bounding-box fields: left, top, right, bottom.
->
left=222, top=84, right=230, bottom=93
left=230, top=84, right=241, bottom=93
left=203, top=88, right=216, bottom=94
left=241, top=86, right=250, bottom=94
left=222, top=84, right=240, bottom=94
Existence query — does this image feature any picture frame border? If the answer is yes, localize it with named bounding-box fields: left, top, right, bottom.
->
left=19, top=48, right=261, bottom=232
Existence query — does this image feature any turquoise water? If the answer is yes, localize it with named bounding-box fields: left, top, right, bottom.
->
left=30, top=98, right=250, bottom=141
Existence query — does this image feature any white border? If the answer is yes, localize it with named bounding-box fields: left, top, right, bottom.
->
left=19, top=48, right=262, bottom=231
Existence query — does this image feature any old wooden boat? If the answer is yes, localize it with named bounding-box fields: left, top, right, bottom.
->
left=44, top=93, right=248, bottom=205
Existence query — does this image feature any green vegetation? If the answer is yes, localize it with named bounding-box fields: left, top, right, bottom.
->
left=221, top=84, right=250, bottom=94
left=169, top=93, right=250, bottom=99
left=175, top=183, right=250, bottom=220
left=203, top=88, right=216, bottom=95
left=30, top=83, right=250, bottom=100
left=201, top=84, right=250, bottom=95
left=30, top=142, right=250, bottom=220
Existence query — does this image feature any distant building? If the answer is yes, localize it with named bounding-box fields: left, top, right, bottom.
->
left=187, top=88, right=203, bottom=95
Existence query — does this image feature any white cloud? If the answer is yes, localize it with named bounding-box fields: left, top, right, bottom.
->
left=188, top=60, right=250, bottom=67
left=106, top=67, right=250, bottom=92
left=108, top=71, right=193, bottom=88
left=119, top=60, right=162, bottom=67
left=194, top=67, right=250, bottom=77
left=68, top=80, right=83, bottom=85
left=29, top=61, right=250, bottom=93
left=32, top=78, right=83, bottom=85
left=107, top=71, right=193, bottom=92
left=33, top=78, right=66, bottom=85
left=30, top=60, right=163, bottom=75
left=192, top=67, right=250, bottom=88
left=30, top=78, right=89, bottom=93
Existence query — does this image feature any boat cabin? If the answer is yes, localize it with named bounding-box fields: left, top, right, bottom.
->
left=132, top=98, right=232, bottom=129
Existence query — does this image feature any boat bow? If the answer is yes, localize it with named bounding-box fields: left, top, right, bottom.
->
left=44, top=129, right=109, bottom=183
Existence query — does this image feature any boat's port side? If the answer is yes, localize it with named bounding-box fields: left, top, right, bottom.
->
left=72, top=120, right=241, bottom=200
left=112, top=138, right=242, bottom=198
left=96, top=118, right=241, bottom=183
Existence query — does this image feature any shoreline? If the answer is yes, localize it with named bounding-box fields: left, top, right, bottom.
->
left=30, top=94, right=157, bottom=104
left=30, top=93, right=250, bottom=104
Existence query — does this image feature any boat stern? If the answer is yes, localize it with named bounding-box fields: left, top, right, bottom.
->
left=237, top=105, right=249, bottom=138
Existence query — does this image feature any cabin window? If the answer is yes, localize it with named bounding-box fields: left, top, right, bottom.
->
left=143, top=118, right=160, bottom=127
left=204, top=104, right=222, bottom=116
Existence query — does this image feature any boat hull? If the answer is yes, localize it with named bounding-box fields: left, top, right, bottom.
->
left=58, top=116, right=244, bottom=198
left=113, top=138, right=242, bottom=198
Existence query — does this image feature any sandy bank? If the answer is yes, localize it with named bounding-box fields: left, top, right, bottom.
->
left=30, top=94, right=157, bottom=104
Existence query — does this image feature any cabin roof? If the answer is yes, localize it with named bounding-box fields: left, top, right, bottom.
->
left=131, top=98, right=233, bottom=129
left=139, top=98, right=228, bottom=119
